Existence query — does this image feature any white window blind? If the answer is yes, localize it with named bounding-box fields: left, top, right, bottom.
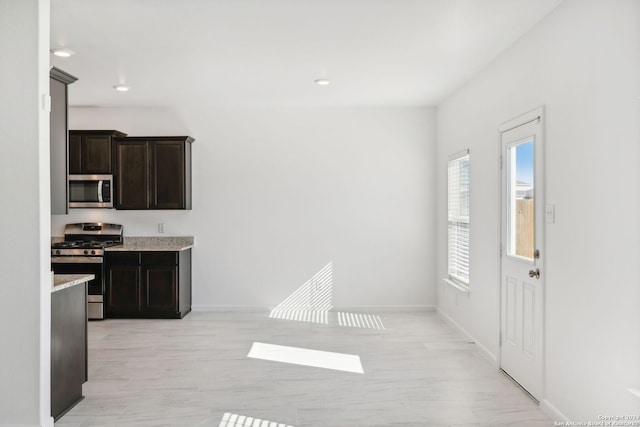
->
left=448, top=150, right=470, bottom=286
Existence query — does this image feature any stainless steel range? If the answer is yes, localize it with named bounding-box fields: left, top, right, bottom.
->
left=51, top=223, right=123, bottom=320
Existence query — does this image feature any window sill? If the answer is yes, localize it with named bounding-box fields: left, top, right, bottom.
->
left=443, top=278, right=470, bottom=294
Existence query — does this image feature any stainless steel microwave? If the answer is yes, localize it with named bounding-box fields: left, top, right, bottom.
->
left=68, top=174, right=114, bottom=208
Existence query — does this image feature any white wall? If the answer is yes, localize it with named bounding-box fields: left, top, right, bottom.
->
left=53, top=107, right=436, bottom=310
left=0, top=0, right=53, bottom=426
left=436, top=0, right=640, bottom=421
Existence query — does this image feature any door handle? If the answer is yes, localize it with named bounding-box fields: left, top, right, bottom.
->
left=528, top=268, right=540, bottom=279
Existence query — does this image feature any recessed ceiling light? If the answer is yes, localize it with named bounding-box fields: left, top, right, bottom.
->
left=51, top=49, right=74, bottom=58
left=314, top=78, right=331, bottom=86
left=113, top=85, right=131, bottom=92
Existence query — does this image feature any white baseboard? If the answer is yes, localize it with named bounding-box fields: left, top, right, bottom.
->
left=0, top=415, right=53, bottom=427
left=540, top=399, right=569, bottom=422
left=332, top=305, right=436, bottom=313
left=192, top=305, right=436, bottom=313
left=0, top=423, right=52, bottom=427
left=191, top=305, right=269, bottom=312
left=436, top=307, right=498, bottom=368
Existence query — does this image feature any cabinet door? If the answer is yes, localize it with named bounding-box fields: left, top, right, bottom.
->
left=143, top=265, right=178, bottom=313
left=68, top=133, right=82, bottom=174
left=69, top=135, right=112, bottom=174
left=106, top=264, right=141, bottom=315
left=50, top=78, right=68, bottom=214
left=115, top=140, right=149, bottom=209
left=51, top=283, right=87, bottom=419
left=149, top=140, right=185, bottom=209
left=81, top=135, right=112, bottom=173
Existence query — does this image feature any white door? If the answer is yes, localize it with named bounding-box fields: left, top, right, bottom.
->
left=500, top=108, right=544, bottom=400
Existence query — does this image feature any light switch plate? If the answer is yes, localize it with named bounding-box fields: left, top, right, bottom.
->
left=42, top=94, right=51, bottom=112
left=545, top=204, right=555, bottom=224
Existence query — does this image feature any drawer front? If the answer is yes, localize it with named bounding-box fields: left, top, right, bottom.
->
left=142, top=251, right=178, bottom=266
left=106, top=251, right=141, bottom=265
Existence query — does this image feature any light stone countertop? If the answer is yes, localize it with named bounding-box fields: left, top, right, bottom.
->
left=51, top=236, right=194, bottom=252
left=52, top=274, right=94, bottom=293
left=105, top=236, right=194, bottom=252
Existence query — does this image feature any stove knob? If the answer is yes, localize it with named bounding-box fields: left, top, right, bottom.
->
left=84, top=250, right=89, bottom=255
left=91, top=250, right=96, bottom=255
left=55, top=250, right=61, bottom=255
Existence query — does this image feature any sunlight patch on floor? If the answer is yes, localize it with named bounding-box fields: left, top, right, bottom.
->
left=267, top=262, right=385, bottom=330
left=218, top=412, right=294, bottom=427
left=337, top=312, right=385, bottom=330
left=269, top=309, right=386, bottom=330
left=247, top=342, right=364, bottom=374
left=269, top=262, right=333, bottom=324
left=269, top=309, right=328, bottom=324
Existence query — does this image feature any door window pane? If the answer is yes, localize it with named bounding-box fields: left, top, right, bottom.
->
left=507, top=140, right=534, bottom=259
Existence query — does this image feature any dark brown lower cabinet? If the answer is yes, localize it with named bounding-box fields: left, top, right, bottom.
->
left=106, top=249, right=191, bottom=319
left=51, top=282, right=87, bottom=420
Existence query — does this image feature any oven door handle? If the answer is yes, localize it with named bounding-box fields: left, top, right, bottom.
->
left=51, top=256, right=104, bottom=264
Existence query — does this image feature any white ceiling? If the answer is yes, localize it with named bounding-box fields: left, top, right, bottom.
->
left=51, top=0, right=563, bottom=108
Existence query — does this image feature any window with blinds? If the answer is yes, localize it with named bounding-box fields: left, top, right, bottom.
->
left=447, top=150, right=470, bottom=287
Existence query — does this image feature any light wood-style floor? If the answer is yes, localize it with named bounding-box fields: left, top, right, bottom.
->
left=55, top=311, right=552, bottom=427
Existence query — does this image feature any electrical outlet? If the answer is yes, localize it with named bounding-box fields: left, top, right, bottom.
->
left=158, top=223, right=165, bottom=233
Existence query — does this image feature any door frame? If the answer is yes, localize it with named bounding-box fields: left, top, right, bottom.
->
left=497, top=106, right=545, bottom=400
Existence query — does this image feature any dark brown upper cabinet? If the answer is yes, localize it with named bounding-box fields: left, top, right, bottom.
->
left=69, top=130, right=127, bottom=174
left=114, top=136, right=193, bottom=210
